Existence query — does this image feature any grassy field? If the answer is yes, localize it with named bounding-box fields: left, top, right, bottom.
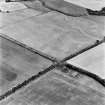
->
left=1, top=69, right=105, bottom=105
left=0, top=36, right=52, bottom=95
left=1, top=11, right=103, bottom=60
left=0, top=8, right=41, bottom=28
left=0, top=1, right=105, bottom=104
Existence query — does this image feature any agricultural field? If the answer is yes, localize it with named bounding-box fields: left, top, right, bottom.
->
left=0, top=0, right=105, bottom=104
left=67, top=43, right=105, bottom=79
left=0, top=36, right=52, bottom=95
left=1, top=68, right=105, bottom=105
left=1, top=11, right=104, bottom=60
left=65, top=0, right=105, bottom=10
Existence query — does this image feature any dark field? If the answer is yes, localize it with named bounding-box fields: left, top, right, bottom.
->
left=0, top=36, right=52, bottom=95
left=1, top=69, right=105, bottom=105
